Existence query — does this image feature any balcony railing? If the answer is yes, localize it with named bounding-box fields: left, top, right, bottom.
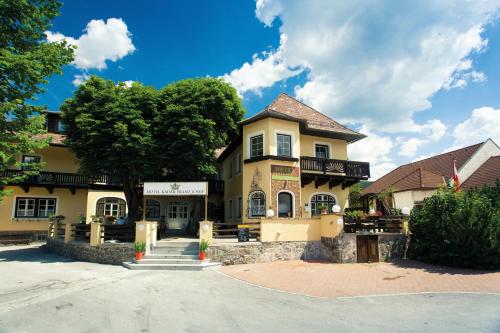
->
left=2, top=169, right=225, bottom=193
left=300, top=156, right=370, bottom=179
left=2, top=169, right=121, bottom=187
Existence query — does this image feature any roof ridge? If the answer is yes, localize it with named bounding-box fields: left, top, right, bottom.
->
left=272, top=92, right=361, bottom=133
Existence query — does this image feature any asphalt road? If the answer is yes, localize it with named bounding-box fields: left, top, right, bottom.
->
left=0, top=245, right=499, bottom=333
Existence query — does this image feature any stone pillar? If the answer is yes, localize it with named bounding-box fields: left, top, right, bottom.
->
left=64, top=221, right=74, bottom=243
left=135, top=221, right=158, bottom=255
left=199, top=220, right=213, bottom=244
left=402, top=218, right=410, bottom=235
left=320, top=213, right=344, bottom=238
left=90, top=223, right=103, bottom=246
left=48, top=221, right=54, bottom=238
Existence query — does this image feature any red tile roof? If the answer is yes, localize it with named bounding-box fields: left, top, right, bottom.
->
left=362, top=142, right=483, bottom=195
left=461, top=156, right=500, bottom=190
left=240, top=93, right=365, bottom=143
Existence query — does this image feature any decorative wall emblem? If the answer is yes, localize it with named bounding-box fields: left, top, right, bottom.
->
left=250, top=168, right=263, bottom=191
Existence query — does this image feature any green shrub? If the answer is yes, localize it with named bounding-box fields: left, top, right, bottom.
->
left=408, top=183, right=500, bottom=269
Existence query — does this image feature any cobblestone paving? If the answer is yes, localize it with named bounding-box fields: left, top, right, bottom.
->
left=220, top=260, right=500, bottom=298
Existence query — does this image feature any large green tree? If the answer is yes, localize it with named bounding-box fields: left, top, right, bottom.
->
left=0, top=0, right=74, bottom=200
left=61, top=76, right=159, bottom=223
left=62, top=76, right=244, bottom=225
left=155, top=78, right=244, bottom=179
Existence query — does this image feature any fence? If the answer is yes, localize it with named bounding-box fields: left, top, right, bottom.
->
left=213, top=221, right=261, bottom=239
left=343, top=215, right=404, bottom=233
left=73, top=224, right=91, bottom=242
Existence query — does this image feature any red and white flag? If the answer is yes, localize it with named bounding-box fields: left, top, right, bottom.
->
left=453, top=159, right=460, bottom=192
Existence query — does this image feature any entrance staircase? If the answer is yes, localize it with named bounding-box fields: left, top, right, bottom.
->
left=123, top=240, right=221, bottom=271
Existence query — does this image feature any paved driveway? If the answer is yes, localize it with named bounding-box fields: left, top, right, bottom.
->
left=0, top=245, right=499, bottom=333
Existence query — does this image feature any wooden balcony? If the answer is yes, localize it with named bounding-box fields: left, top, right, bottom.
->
left=2, top=169, right=122, bottom=193
left=300, top=156, right=370, bottom=189
left=2, top=169, right=225, bottom=195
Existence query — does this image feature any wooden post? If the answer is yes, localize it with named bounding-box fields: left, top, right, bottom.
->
left=205, top=194, right=208, bottom=222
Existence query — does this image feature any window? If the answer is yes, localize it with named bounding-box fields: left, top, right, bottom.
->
left=315, top=144, right=329, bottom=159
left=168, top=202, right=188, bottom=219
left=250, top=134, right=264, bottom=158
left=228, top=199, right=233, bottom=219
left=228, top=161, right=233, bottom=179
left=146, top=199, right=160, bottom=219
left=15, top=197, right=56, bottom=218
left=21, top=155, right=41, bottom=171
left=278, top=192, right=293, bottom=217
left=277, top=134, right=292, bottom=157
left=236, top=153, right=243, bottom=174
left=237, top=197, right=242, bottom=218
left=248, top=191, right=266, bottom=217
left=96, top=197, right=126, bottom=217
left=311, top=194, right=336, bottom=215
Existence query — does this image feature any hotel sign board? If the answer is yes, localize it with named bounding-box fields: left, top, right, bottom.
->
left=143, top=182, right=208, bottom=196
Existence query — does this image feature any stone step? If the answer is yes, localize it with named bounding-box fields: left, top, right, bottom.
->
left=144, top=254, right=199, bottom=260
left=154, top=241, right=198, bottom=248
left=151, top=249, right=199, bottom=255
left=122, top=261, right=221, bottom=271
left=133, top=258, right=203, bottom=265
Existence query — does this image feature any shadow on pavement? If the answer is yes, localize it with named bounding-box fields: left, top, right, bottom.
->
left=0, top=245, right=73, bottom=264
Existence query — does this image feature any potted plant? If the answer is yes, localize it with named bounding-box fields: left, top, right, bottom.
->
left=134, top=242, right=146, bottom=261
left=199, top=239, right=209, bottom=260
left=317, top=204, right=328, bottom=215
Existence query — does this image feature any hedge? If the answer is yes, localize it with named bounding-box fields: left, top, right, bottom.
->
left=408, top=181, right=500, bottom=269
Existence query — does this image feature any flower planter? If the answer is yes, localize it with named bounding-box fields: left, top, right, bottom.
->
left=135, top=252, right=143, bottom=261
left=199, top=251, right=206, bottom=261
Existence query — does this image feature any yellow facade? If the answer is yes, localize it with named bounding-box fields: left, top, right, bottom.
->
left=222, top=144, right=243, bottom=223
left=222, top=115, right=355, bottom=232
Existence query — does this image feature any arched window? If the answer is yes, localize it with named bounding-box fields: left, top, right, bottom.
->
left=96, top=197, right=126, bottom=217
left=146, top=199, right=161, bottom=219
left=248, top=191, right=266, bottom=217
left=310, top=194, right=336, bottom=215
left=278, top=192, right=293, bottom=218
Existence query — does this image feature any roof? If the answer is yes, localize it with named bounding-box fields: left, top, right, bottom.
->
left=240, top=93, right=365, bottom=143
left=34, top=133, right=66, bottom=146
left=461, top=156, right=500, bottom=190
left=362, top=142, right=483, bottom=195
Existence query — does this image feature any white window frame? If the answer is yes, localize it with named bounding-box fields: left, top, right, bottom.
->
left=248, top=190, right=266, bottom=218
left=309, top=192, right=338, bottom=216
left=273, top=129, right=297, bottom=158
left=276, top=190, right=295, bottom=218
left=12, top=195, right=58, bottom=219
left=313, top=141, right=332, bottom=159
left=246, top=130, right=265, bottom=159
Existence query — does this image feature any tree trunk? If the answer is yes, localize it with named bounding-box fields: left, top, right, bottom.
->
left=123, top=177, right=141, bottom=224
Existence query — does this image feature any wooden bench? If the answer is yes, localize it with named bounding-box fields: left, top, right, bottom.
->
left=0, top=233, right=32, bottom=245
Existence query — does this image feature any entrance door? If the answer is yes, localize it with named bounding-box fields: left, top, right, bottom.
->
left=167, top=202, right=190, bottom=230
left=356, top=235, right=379, bottom=263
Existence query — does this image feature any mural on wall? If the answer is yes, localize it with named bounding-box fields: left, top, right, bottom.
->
left=270, top=164, right=302, bottom=218
left=250, top=168, right=263, bottom=192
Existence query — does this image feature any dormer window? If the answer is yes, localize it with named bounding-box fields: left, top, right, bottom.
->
left=250, top=134, right=263, bottom=158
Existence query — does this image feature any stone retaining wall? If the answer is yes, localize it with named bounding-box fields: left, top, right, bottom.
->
left=46, top=238, right=134, bottom=265
left=209, top=233, right=408, bottom=265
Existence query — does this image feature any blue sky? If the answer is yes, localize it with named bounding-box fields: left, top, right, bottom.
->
left=38, top=0, right=500, bottom=179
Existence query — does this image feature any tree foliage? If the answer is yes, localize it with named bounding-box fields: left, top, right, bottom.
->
left=155, top=78, right=244, bottom=179
left=62, top=76, right=244, bottom=223
left=408, top=182, right=500, bottom=269
left=0, top=0, right=74, bottom=200
left=61, top=77, right=159, bottom=222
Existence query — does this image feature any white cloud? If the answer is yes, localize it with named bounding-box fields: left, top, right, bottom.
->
left=452, top=106, right=500, bottom=146
left=46, top=18, right=135, bottom=70
left=221, top=34, right=302, bottom=95
left=399, top=138, right=427, bottom=157
left=348, top=126, right=395, bottom=180
left=227, top=0, right=499, bottom=131
left=72, top=73, right=90, bottom=86
left=122, top=80, right=135, bottom=88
